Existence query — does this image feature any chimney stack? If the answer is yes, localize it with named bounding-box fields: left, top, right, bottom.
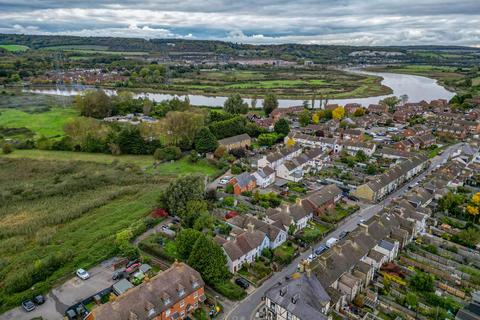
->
left=247, top=223, right=255, bottom=233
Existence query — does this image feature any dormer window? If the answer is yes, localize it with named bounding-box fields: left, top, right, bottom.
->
left=162, top=293, right=171, bottom=306
left=147, top=308, right=156, bottom=318
left=177, top=284, right=185, bottom=297
left=192, top=280, right=199, bottom=289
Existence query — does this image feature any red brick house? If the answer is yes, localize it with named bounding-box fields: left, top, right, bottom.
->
left=229, top=172, right=257, bottom=195
left=345, top=103, right=361, bottom=114
left=367, top=104, right=388, bottom=114
left=394, top=140, right=412, bottom=152
left=87, top=262, right=205, bottom=320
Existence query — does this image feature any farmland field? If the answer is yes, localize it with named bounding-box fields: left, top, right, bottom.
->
left=0, top=158, right=171, bottom=312
left=0, top=44, right=29, bottom=52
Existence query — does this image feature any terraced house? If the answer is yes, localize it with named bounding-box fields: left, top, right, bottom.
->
left=86, top=262, right=205, bottom=320
left=351, top=155, right=429, bottom=202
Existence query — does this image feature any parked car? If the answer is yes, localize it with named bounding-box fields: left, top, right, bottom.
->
left=315, top=245, right=327, bottom=255
left=326, top=237, right=338, bottom=248
left=21, top=300, right=36, bottom=312
left=126, top=259, right=140, bottom=269
left=112, top=270, right=126, bottom=280
left=235, top=277, right=250, bottom=289
left=307, top=253, right=317, bottom=261
left=219, top=176, right=231, bottom=185
left=339, top=231, right=349, bottom=239
left=33, top=295, right=45, bottom=305
left=125, top=262, right=141, bottom=274
left=76, top=268, right=90, bottom=280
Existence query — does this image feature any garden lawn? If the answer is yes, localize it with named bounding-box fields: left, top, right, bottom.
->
left=149, top=157, right=218, bottom=177
left=274, top=242, right=296, bottom=264
left=300, top=221, right=330, bottom=244
left=0, top=107, right=78, bottom=137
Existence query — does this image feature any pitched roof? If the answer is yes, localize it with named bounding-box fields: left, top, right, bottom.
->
left=222, top=230, right=266, bottom=261
left=233, top=172, right=255, bottom=188
left=265, top=273, right=329, bottom=320
left=218, top=133, right=251, bottom=146
left=305, top=184, right=342, bottom=208
left=90, top=262, right=204, bottom=320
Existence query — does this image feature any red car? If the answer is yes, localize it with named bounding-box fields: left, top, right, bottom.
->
left=125, top=262, right=140, bottom=274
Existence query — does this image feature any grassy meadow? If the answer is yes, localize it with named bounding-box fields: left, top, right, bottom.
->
left=141, top=68, right=392, bottom=99
left=0, top=157, right=172, bottom=311
left=0, top=107, right=78, bottom=138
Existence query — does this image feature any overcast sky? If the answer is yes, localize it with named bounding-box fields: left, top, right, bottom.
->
left=0, top=0, right=479, bottom=46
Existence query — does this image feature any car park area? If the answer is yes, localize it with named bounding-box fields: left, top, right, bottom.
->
left=0, top=259, right=117, bottom=320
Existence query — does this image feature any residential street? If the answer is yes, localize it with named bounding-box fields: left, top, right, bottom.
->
left=224, top=143, right=463, bottom=320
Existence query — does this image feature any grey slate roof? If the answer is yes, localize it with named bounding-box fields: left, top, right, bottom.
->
left=265, top=273, right=329, bottom=320
left=234, top=172, right=255, bottom=188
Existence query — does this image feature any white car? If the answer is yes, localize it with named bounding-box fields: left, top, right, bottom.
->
left=219, top=176, right=231, bottom=185
left=76, top=268, right=90, bottom=280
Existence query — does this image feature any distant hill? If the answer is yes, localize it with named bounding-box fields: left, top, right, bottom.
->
left=1, top=33, right=479, bottom=66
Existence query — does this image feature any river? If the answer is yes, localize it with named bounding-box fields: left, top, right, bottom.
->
left=23, top=70, right=455, bottom=108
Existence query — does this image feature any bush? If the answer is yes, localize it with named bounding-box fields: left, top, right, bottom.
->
left=154, top=146, right=182, bottom=161
left=223, top=196, right=235, bottom=206
left=225, top=184, right=234, bottom=194
left=2, top=143, right=13, bottom=154
left=212, top=280, right=246, bottom=300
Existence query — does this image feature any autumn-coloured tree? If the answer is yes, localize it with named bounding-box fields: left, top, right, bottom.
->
left=332, top=106, right=345, bottom=120
left=312, top=113, right=320, bottom=124
left=286, top=137, right=296, bottom=147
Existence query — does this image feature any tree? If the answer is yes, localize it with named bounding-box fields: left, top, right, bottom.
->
left=116, top=126, right=149, bottom=154
left=332, top=106, right=345, bottom=120
left=193, top=211, right=216, bottom=231
left=2, top=143, right=13, bottom=154
left=176, top=229, right=203, bottom=260
left=257, top=133, right=280, bottom=147
left=188, top=234, right=229, bottom=284
left=274, top=118, right=290, bottom=136
left=380, top=96, right=401, bottom=112
left=353, top=108, right=365, bottom=117
left=223, top=94, right=248, bottom=114
left=214, top=145, right=227, bottom=159
left=182, top=200, right=209, bottom=228
left=154, top=146, right=182, bottom=161
left=400, top=94, right=409, bottom=105
left=161, top=110, right=206, bottom=148
left=302, top=100, right=309, bottom=109
left=355, top=150, right=368, bottom=162
left=409, top=271, right=434, bottom=292
left=405, top=292, right=418, bottom=309
left=366, top=163, right=377, bottom=175
left=312, top=113, right=320, bottom=124
left=161, top=175, right=205, bottom=216
left=286, top=137, right=296, bottom=147
left=263, top=93, right=278, bottom=116
left=299, top=109, right=311, bottom=127
left=194, top=127, right=218, bottom=154
left=75, top=89, right=112, bottom=118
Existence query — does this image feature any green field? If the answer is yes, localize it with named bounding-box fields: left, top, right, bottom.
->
left=0, top=44, right=29, bottom=52
left=42, top=45, right=148, bottom=55
left=0, top=107, right=78, bottom=138
left=0, top=157, right=171, bottom=311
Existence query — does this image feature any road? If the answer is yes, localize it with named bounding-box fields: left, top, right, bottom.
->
left=225, top=143, right=463, bottom=320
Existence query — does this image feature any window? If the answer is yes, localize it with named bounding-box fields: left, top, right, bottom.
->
left=180, top=311, right=185, bottom=318
left=193, top=292, right=198, bottom=299
left=178, top=289, right=185, bottom=297
left=165, top=309, right=171, bottom=317
left=179, top=300, right=185, bottom=308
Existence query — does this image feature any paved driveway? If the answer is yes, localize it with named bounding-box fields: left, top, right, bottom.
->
left=1, top=260, right=116, bottom=320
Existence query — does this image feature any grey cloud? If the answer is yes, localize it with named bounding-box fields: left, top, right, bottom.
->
left=0, top=0, right=479, bottom=46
